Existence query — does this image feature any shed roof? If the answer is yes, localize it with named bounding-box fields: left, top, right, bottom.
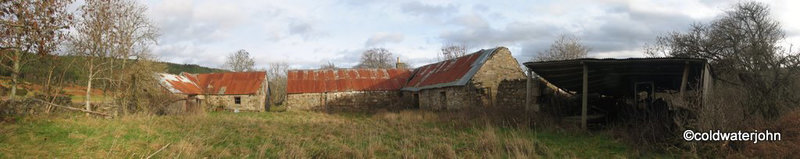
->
left=287, top=69, right=411, bottom=94
left=157, top=72, right=266, bottom=95
left=523, top=58, right=709, bottom=96
left=158, top=73, right=203, bottom=94
left=402, top=47, right=500, bottom=91
left=183, top=72, right=267, bottom=95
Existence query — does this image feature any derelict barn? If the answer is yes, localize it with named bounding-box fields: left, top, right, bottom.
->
left=524, top=58, right=712, bottom=129
left=286, top=69, right=411, bottom=111
left=403, top=47, right=527, bottom=110
left=158, top=72, right=270, bottom=112
left=284, top=47, right=529, bottom=111
left=157, top=73, right=204, bottom=112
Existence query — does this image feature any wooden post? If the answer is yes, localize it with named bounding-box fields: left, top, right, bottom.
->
left=526, top=68, right=533, bottom=111
left=679, top=62, right=690, bottom=98
left=581, top=63, right=588, bottom=130
left=701, top=63, right=712, bottom=107
left=531, top=69, right=540, bottom=112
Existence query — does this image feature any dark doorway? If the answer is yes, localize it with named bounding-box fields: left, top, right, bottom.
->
left=412, top=93, right=420, bottom=109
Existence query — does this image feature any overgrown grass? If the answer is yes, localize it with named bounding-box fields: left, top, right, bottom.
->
left=0, top=110, right=638, bottom=158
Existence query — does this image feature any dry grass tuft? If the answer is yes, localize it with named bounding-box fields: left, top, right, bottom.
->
left=431, top=143, right=457, bottom=159
left=477, top=124, right=500, bottom=154
left=738, top=110, right=800, bottom=158
left=504, top=134, right=546, bottom=158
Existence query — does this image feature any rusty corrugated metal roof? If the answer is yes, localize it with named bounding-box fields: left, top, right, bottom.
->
left=158, top=72, right=266, bottom=95
left=158, top=73, right=203, bottom=94
left=402, top=47, right=500, bottom=91
left=286, top=69, right=411, bottom=94
left=186, top=72, right=267, bottom=95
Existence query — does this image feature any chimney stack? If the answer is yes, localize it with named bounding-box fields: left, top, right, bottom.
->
left=395, top=57, right=407, bottom=69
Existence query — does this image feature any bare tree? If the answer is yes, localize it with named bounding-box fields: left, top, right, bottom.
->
left=267, top=62, right=289, bottom=105
left=224, top=49, right=255, bottom=72
left=355, top=48, right=394, bottom=69
left=643, top=42, right=671, bottom=58
left=649, top=2, right=800, bottom=118
left=320, top=61, right=338, bottom=70
left=440, top=42, right=467, bottom=60
left=112, top=0, right=158, bottom=115
left=532, top=34, right=590, bottom=62
left=118, top=53, right=168, bottom=114
left=70, top=0, right=158, bottom=114
left=0, top=0, right=73, bottom=100
left=70, top=0, right=117, bottom=113
left=109, top=0, right=157, bottom=78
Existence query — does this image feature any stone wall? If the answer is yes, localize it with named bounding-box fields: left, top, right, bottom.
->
left=471, top=47, right=527, bottom=107
left=204, top=94, right=266, bottom=111
left=287, top=91, right=407, bottom=112
left=286, top=93, right=320, bottom=110
left=417, top=85, right=483, bottom=110
left=496, top=79, right=527, bottom=109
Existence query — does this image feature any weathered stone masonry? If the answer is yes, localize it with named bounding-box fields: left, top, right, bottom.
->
left=496, top=79, right=527, bottom=109
left=415, top=86, right=483, bottom=110
left=287, top=91, right=406, bottom=111
left=470, top=47, right=527, bottom=107
left=204, top=81, right=268, bottom=111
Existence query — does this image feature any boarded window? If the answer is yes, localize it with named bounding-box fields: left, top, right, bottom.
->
left=234, top=96, right=241, bottom=104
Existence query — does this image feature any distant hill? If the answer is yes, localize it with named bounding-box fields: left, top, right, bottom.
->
left=161, top=62, right=228, bottom=74
left=0, top=54, right=226, bottom=98
left=1, top=54, right=227, bottom=83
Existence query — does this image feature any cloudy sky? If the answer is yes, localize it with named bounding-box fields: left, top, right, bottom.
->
left=138, top=0, right=800, bottom=69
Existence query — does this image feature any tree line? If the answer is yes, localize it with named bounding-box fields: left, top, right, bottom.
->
left=647, top=2, right=800, bottom=126
left=1, top=0, right=167, bottom=115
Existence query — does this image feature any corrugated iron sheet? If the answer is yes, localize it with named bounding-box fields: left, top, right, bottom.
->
left=158, top=72, right=266, bottom=95
left=402, top=47, right=499, bottom=91
left=186, top=72, right=267, bottom=95
left=157, top=73, right=203, bottom=94
left=287, top=69, right=411, bottom=94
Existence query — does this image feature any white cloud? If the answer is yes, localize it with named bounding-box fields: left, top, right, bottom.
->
left=141, top=0, right=800, bottom=69
left=400, top=1, right=458, bottom=17
left=365, top=32, right=405, bottom=47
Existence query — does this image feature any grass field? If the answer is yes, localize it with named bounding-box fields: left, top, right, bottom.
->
left=0, top=110, right=641, bottom=158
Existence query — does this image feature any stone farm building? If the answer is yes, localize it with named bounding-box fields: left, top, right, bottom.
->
left=286, top=46, right=528, bottom=111
left=286, top=69, right=411, bottom=111
left=158, top=72, right=269, bottom=111
left=403, top=47, right=526, bottom=110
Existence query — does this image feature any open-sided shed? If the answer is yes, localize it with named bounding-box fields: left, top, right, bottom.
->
left=523, top=58, right=712, bottom=129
